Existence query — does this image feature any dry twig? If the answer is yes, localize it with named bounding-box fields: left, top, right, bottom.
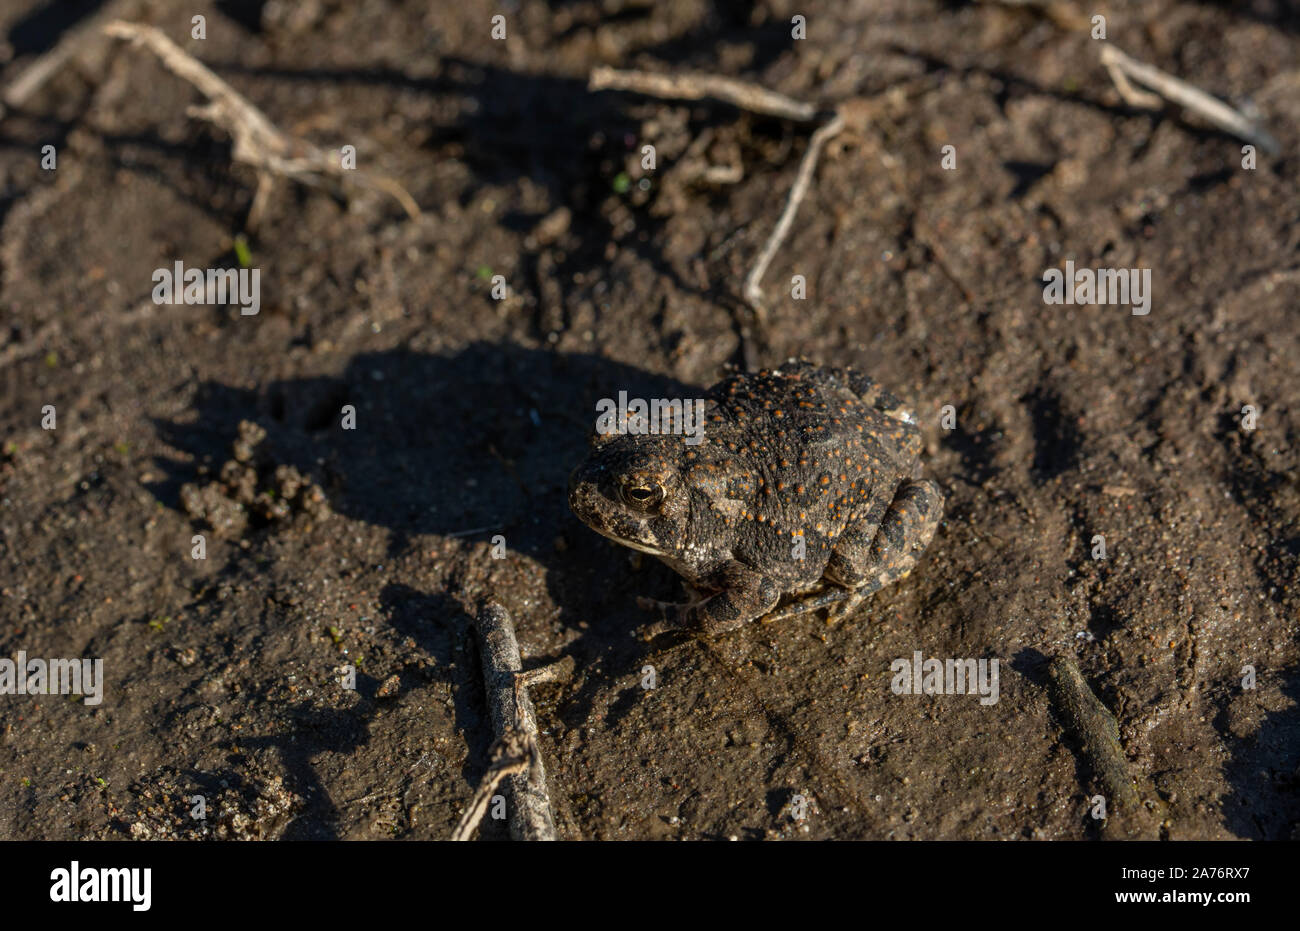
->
left=593, top=46, right=1283, bottom=328
left=1046, top=656, right=1162, bottom=840
left=452, top=602, right=567, bottom=840
left=589, top=66, right=818, bottom=122
left=450, top=730, right=535, bottom=841
left=1100, top=45, right=1280, bottom=155
left=743, top=110, right=845, bottom=312
left=589, top=66, right=845, bottom=320
left=103, top=20, right=419, bottom=227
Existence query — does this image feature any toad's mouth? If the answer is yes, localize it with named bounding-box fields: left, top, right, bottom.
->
left=586, top=520, right=668, bottom=557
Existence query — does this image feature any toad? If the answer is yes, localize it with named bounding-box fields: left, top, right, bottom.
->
left=568, top=361, right=943, bottom=635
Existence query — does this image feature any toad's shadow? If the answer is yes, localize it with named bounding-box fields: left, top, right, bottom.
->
left=155, top=343, right=707, bottom=725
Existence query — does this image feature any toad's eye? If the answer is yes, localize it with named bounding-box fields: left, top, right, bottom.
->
left=621, top=482, right=665, bottom=511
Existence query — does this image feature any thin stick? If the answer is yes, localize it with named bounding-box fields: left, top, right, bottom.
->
left=515, top=655, right=576, bottom=691
left=589, top=66, right=818, bottom=122
left=456, top=602, right=560, bottom=840
left=1100, top=45, right=1280, bottom=155
left=589, top=66, right=848, bottom=319
left=450, top=731, right=533, bottom=841
left=743, top=110, right=845, bottom=315
left=103, top=21, right=419, bottom=226
left=1046, top=656, right=1160, bottom=839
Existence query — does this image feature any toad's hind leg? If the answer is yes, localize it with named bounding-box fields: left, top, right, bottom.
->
left=821, top=477, right=944, bottom=622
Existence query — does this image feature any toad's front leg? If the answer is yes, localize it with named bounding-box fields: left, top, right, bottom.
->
left=640, top=562, right=781, bottom=638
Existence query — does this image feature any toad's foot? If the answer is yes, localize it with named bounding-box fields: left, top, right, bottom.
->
left=639, top=562, right=783, bottom=637
left=636, top=590, right=709, bottom=640
left=757, top=587, right=852, bottom=624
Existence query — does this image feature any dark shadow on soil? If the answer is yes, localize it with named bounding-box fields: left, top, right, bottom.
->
left=1011, top=647, right=1052, bottom=689
left=153, top=343, right=712, bottom=757
left=215, top=0, right=270, bottom=34
left=97, top=130, right=258, bottom=228
left=1005, top=160, right=1055, bottom=200
left=939, top=403, right=1001, bottom=486
left=379, top=584, right=491, bottom=789
left=1217, top=416, right=1300, bottom=608
left=6, top=0, right=107, bottom=58
left=229, top=702, right=373, bottom=839
left=1215, top=666, right=1300, bottom=839
left=1023, top=387, right=1082, bottom=481
left=204, top=55, right=802, bottom=337
left=1193, top=0, right=1300, bottom=37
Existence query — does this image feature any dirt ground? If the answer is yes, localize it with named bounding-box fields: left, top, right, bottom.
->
left=0, top=0, right=1297, bottom=841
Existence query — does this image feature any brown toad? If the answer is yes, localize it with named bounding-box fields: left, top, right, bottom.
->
left=568, top=360, right=943, bottom=635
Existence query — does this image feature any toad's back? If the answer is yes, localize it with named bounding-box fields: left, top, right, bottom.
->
left=708, top=361, right=922, bottom=475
